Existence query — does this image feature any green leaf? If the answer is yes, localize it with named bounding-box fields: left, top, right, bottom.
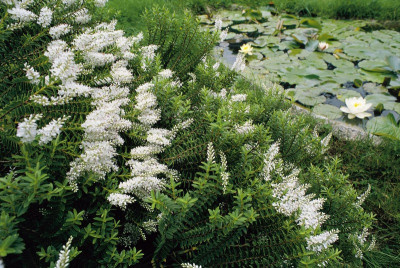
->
left=313, top=104, right=343, bottom=119
left=386, top=55, right=400, bottom=72
left=305, top=40, right=319, bottom=52
left=299, top=18, right=322, bottom=30
left=353, top=79, right=362, bottom=88
left=366, top=115, right=400, bottom=140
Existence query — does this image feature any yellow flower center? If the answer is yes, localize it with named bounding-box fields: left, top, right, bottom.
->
left=354, top=103, right=360, bottom=107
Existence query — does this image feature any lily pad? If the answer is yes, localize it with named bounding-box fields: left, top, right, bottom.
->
left=230, top=24, right=258, bottom=35
left=366, top=114, right=400, bottom=140
left=358, top=60, right=391, bottom=73
left=365, top=93, right=397, bottom=108
left=336, top=90, right=362, bottom=102
left=384, top=102, right=400, bottom=114
left=363, top=83, right=388, bottom=94
left=386, top=55, right=400, bottom=72
left=313, top=104, right=343, bottom=119
left=299, top=18, right=322, bottom=30
left=288, top=88, right=326, bottom=107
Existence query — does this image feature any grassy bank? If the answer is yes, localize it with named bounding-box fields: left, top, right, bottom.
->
left=273, top=0, right=400, bottom=21
left=108, top=0, right=400, bottom=34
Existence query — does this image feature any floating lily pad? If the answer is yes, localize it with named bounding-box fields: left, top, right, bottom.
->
left=359, top=69, right=397, bottom=84
left=288, top=88, right=326, bottom=107
left=230, top=24, right=258, bottom=35
left=358, top=60, right=391, bottom=73
left=366, top=114, right=400, bottom=140
left=363, top=83, right=388, bottom=94
left=336, top=90, right=361, bottom=102
left=299, top=18, right=322, bottom=30
left=313, top=104, right=343, bottom=119
left=384, top=102, right=400, bottom=114
left=386, top=55, right=400, bottom=72
left=250, top=36, right=271, bottom=48
left=365, top=93, right=397, bottom=108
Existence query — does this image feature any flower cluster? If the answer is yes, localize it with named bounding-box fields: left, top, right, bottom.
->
left=266, top=142, right=339, bottom=257
left=108, top=75, right=191, bottom=209
left=181, top=263, right=202, bottom=268
left=55, top=236, right=73, bottom=268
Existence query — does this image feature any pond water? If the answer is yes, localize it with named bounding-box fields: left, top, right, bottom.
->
left=200, top=7, right=400, bottom=139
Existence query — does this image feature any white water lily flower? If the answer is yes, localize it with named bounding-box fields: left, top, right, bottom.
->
left=340, top=97, right=372, bottom=119
left=318, top=42, right=329, bottom=51
left=239, top=43, right=253, bottom=55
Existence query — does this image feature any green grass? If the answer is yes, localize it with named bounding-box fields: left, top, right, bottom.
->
left=328, top=137, right=400, bottom=265
left=273, top=0, right=400, bottom=21
left=108, top=0, right=400, bottom=34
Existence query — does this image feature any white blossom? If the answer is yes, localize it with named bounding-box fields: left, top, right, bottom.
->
left=321, top=132, right=332, bottom=154
left=119, top=176, right=165, bottom=197
left=16, top=114, right=43, bottom=143
left=138, top=108, right=161, bottom=125
left=74, top=8, right=91, bottom=24
left=107, top=193, right=135, bottom=209
left=140, top=45, right=158, bottom=61
left=24, top=63, right=40, bottom=84
left=235, top=120, right=255, bottom=135
left=207, top=142, right=215, bottom=163
left=306, top=230, right=339, bottom=252
left=111, top=60, right=133, bottom=84
left=354, top=184, right=371, bottom=207
left=220, top=152, right=229, bottom=194
left=231, top=94, right=247, bottom=102
left=62, top=0, right=78, bottom=6
left=8, top=7, right=37, bottom=23
left=49, top=24, right=72, bottom=39
left=231, top=53, right=246, bottom=72
left=146, top=128, right=172, bottom=146
left=135, top=91, right=157, bottom=111
left=94, top=0, right=108, bottom=7
left=37, top=7, right=52, bottom=27
left=159, top=69, right=174, bottom=79
left=84, top=52, right=116, bottom=67
left=220, top=29, right=228, bottom=42
left=215, top=18, right=222, bottom=31
left=37, top=116, right=68, bottom=145
left=130, top=145, right=163, bottom=160
left=142, top=219, right=157, bottom=233
left=55, top=236, right=73, bottom=268
left=127, top=158, right=168, bottom=177
left=181, top=263, right=202, bottom=268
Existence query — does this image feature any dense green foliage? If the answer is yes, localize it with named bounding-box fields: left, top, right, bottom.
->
left=1, top=0, right=399, bottom=267
left=329, top=138, right=400, bottom=266
left=107, top=0, right=400, bottom=34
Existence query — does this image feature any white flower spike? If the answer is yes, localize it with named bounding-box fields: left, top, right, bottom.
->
left=340, top=97, right=372, bottom=119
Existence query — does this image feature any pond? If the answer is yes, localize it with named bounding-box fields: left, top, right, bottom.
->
left=199, top=6, right=400, bottom=140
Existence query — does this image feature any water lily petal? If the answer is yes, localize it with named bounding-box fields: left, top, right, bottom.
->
left=355, top=112, right=372, bottom=119
left=348, top=113, right=356, bottom=119
left=340, top=106, right=350, bottom=113
left=364, top=102, right=373, bottom=111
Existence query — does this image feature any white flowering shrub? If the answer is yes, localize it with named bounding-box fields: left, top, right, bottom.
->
left=0, top=0, right=376, bottom=267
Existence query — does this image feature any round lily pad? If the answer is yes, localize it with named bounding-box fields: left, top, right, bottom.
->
left=313, top=104, right=343, bottom=119
left=358, top=60, right=390, bottom=73
left=336, top=90, right=361, bottom=102
left=230, top=24, right=258, bottom=35
left=366, top=115, right=400, bottom=140
left=384, top=102, right=400, bottom=114
left=365, top=93, right=397, bottom=108
left=363, top=83, right=388, bottom=94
